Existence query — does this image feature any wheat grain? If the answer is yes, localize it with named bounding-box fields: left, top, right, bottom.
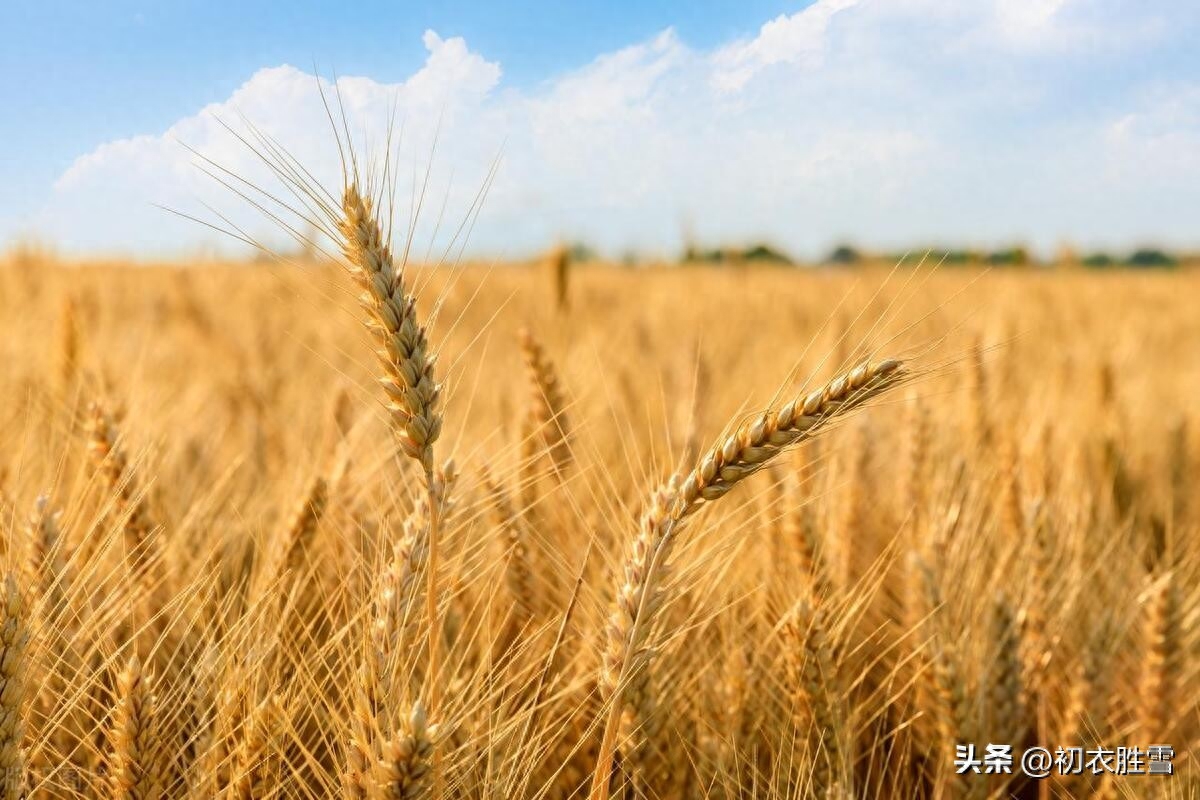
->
left=373, top=701, right=437, bottom=800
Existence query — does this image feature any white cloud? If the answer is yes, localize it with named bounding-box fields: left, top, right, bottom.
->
left=25, top=2, right=1200, bottom=259
left=711, top=0, right=860, bottom=92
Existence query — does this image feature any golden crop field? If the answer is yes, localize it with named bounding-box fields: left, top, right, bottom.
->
left=1, top=235, right=1197, bottom=799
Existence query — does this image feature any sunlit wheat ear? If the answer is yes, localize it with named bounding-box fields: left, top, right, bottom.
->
left=337, top=184, right=442, bottom=474
left=337, top=180, right=450, bottom=769
left=1139, top=570, right=1180, bottom=740
left=108, top=655, right=168, bottom=800
left=591, top=357, right=905, bottom=800
left=86, top=400, right=159, bottom=578
left=519, top=327, right=572, bottom=477
left=0, top=575, right=29, bottom=800
left=373, top=701, right=437, bottom=800
left=343, top=738, right=371, bottom=800
left=346, top=461, right=456, bottom=800
left=372, top=463, right=456, bottom=691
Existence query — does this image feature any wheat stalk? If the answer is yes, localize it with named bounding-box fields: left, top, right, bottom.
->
left=337, top=183, right=448, bottom=755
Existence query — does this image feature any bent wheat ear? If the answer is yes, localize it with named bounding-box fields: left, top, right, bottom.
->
left=592, top=357, right=905, bottom=799
left=679, top=359, right=902, bottom=506
left=338, top=184, right=442, bottom=473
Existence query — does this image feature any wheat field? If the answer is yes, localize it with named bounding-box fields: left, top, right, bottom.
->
left=0, top=223, right=1197, bottom=799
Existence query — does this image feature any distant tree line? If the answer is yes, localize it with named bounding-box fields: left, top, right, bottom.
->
left=679, top=242, right=1188, bottom=269
left=546, top=239, right=1189, bottom=269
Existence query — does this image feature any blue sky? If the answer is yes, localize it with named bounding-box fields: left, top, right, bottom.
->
left=4, top=0, right=1199, bottom=259
left=1, top=1, right=786, bottom=221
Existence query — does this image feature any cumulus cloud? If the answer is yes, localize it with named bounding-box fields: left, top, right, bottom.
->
left=25, top=0, right=1200, bottom=259
left=711, top=0, right=860, bottom=92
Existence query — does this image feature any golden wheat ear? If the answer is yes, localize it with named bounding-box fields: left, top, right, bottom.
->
left=376, top=701, right=438, bottom=800
left=108, top=655, right=169, bottom=800
left=337, top=184, right=442, bottom=475
left=519, top=327, right=572, bottom=478
left=592, top=357, right=905, bottom=800
left=335, top=179, right=452, bottom=789
left=0, top=575, right=29, bottom=800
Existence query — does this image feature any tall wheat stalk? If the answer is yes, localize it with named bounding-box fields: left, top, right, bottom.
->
left=337, top=184, right=446, bottom=724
